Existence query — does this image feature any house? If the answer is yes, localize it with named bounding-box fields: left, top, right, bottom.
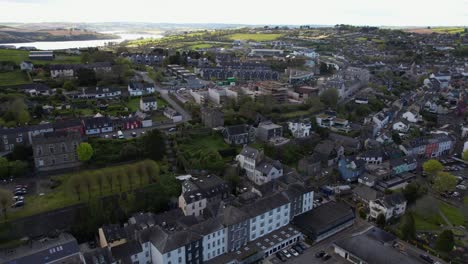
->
left=369, top=193, right=407, bottom=221
left=390, top=156, right=417, bottom=175
left=402, top=111, right=420, bottom=123
left=287, top=119, right=312, bottom=138
left=127, top=81, right=155, bottom=97
left=338, top=157, right=365, bottom=182
left=112, top=116, right=142, bottom=131
left=140, top=97, right=157, bottom=112
left=31, top=131, right=82, bottom=172
left=392, top=121, right=410, bottom=132
left=80, top=87, right=121, bottom=99
left=315, top=113, right=351, bottom=133
left=256, top=121, right=282, bottom=142
left=82, top=116, right=113, bottom=135
left=400, top=134, right=454, bottom=158
left=29, top=50, right=54, bottom=60
left=0, top=233, right=82, bottom=264
left=353, top=185, right=381, bottom=204
left=329, top=133, right=361, bottom=154
left=53, top=118, right=84, bottom=135
left=236, top=145, right=283, bottom=185
left=372, top=111, right=392, bottom=134
left=163, top=107, right=183, bottom=123
left=201, top=107, right=224, bottom=128
left=298, top=155, right=322, bottom=179
left=356, top=149, right=384, bottom=165
left=333, top=227, right=420, bottom=264
left=313, top=140, right=344, bottom=167
left=16, top=83, right=52, bottom=96
left=20, top=61, right=33, bottom=71
left=0, top=123, right=54, bottom=153
left=222, top=124, right=256, bottom=145
left=178, top=175, right=229, bottom=217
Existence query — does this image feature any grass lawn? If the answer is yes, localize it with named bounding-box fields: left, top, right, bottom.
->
left=2, top=160, right=160, bottom=223
left=151, top=112, right=169, bottom=122
left=180, top=134, right=228, bottom=154
left=432, top=27, right=466, bottom=34
left=0, top=70, right=31, bottom=86
left=464, top=196, right=468, bottom=204
left=187, top=43, right=213, bottom=50
left=439, top=202, right=465, bottom=226
left=227, top=33, right=284, bottom=41
left=157, top=98, right=168, bottom=108
left=126, top=98, right=140, bottom=112
left=413, top=213, right=443, bottom=230
left=0, top=49, right=81, bottom=65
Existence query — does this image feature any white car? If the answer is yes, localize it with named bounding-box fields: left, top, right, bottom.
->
left=456, top=185, right=466, bottom=190
left=289, top=248, right=299, bottom=257
left=282, top=249, right=292, bottom=258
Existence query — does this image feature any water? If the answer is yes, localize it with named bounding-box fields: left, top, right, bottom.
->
left=1, top=32, right=163, bottom=50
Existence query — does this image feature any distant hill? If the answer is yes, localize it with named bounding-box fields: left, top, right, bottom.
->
left=0, top=24, right=119, bottom=44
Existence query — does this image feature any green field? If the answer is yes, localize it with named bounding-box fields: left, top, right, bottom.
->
left=432, top=27, right=466, bottom=34
left=0, top=49, right=81, bottom=65
left=227, top=33, right=284, bottom=41
left=439, top=202, right=465, bottom=226
left=0, top=70, right=31, bottom=86
left=1, top=160, right=162, bottom=222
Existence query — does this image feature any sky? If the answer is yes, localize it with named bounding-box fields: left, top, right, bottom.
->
left=0, top=0, right=467, bottom=26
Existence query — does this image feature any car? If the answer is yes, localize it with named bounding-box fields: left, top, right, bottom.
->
left=131, top=132, right=137, bottom=137
left=15, top=184, right=27, bottom=189
left=11, top=200, right=24, bottom=208
left=117, top=130, right=124, bottom=139
left=456, top=185, right=466, bottom=190
left=104, top=134, right=109, bottom=139
left=112, top=134, right=117, bottom=139
left=13, top=196, right=24, bottom=201
left=14, top=190, right=26, bottom=196
left=288, top=248, right=299, bottom=257
left=141, top=131, right=146, bottom=135
left=322, top=254, right=332, bottom=261
left=315, top=250, right=325, bottom=258
left=297, top=241, right=308, bottom=250
left=419, top=254, right=434, bottom=263
left=281, top=249, right=291, bottom=258
left=168, top=127, right=176, bottom=132
left=292, top=245, right=303, bottom=254
left=275, top=252, right=286, bottom=262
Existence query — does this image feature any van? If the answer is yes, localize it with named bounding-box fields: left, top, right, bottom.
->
left=117, top=130, right=124, bottom=139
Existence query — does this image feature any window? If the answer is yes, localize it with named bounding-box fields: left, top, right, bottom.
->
left=178, top=257, right=182, bottom=263
left=37, top=147, right=43, bottom=155
left=168, top=252, right=171, bottom=257
left=63, top=155, right=68, bottom=162
left=61, top=143, right=67, bottom=152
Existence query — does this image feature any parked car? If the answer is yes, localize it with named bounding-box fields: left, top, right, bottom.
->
left=281, top=249, right=291, bottom=258
left=168, top=127, right=176, bottom=132
left=292, top=245, right=303, bottom=254
left=315, top=250, right=326, bottom=258
left=13, top=196, right=24, bottom=201
left=112, top=134, right=117, bottom=139
left=456, top=185, right=466, bottom=190
left=275, top=252, right=286, bottom=262
left=419, top=254, right=434, bottom=263
left=131, top=132, right=137, bottom=137
left=11, top=200, right=24, bottom=208
left=288, top=248, right=299, bottom=257
left=322, top=254, right=332, bottom=261
left=297, top=241, right=308, bottom=250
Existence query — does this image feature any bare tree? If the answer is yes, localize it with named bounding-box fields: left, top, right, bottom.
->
left=95, top=172, right=104, bottom=196
left=105, top=172, right=114, bottom=193
left=70, top=175, right=83, bottom=201
left=0, top=189, right=13, bottom=220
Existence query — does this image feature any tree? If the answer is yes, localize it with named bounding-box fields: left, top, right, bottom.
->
left=82, top=172, right=94, bottom=199
left=435, top=230, right=454, bottom=253
left=95, top=172, right=104, bottom=196
left=70, top=175, right=83, bottom=201
left=62, top=80, right=76, bottom=91
left=116, top=169, right=125, bottom=193
left=0, top=189, right=13, bottom=220
left=141, top=130, right=165, bottom=161
left=400, top=212, right=416, bottom=240
left=9, top=160, right=28, bottom=177
left=77, top=143, right=94, bottom=163
left=0, top=157, right=9, bottom=179
left=376, top=213, right=386, bottom=228
left=320, top=88, right=339, bottom=108
left=105, top=173, right=114, bottom=193
left=358, top=207, right=367, bottom=219
left=422, top=159, right=444, bottom=177
left=433, top=171, right=457, bottom=193
left=126, top=166, right=135, bottom=191
left=402, top=181, right=427, bottom=204
left=11, top=145, right=32, bottom=161
left=137, top=163, right=148, bottom=186
left=463, top=150, right=468, bottom=161
left=77, top=68, right=97, bottom=86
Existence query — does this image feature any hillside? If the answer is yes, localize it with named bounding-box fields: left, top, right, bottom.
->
left=0, top=25, right=119, bottom=44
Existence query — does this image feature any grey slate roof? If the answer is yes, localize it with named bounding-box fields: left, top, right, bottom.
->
left=333, top=228, right=419, bottom=264
left=353, top=185, right=380, bottom=201
left=149, top=226, right=202, bottom=254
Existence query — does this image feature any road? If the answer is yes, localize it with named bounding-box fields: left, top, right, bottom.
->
left=137, top=71, right=192, bottom=122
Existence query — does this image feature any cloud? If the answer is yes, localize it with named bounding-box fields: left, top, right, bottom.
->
left=0, top=0, right=466, bottom=26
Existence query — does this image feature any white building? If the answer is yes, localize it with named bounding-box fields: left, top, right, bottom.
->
left=140, top=97, right=158, bottom=112
left=392, top=121, right=409, bottom=133
left=20, top=61, right=33, bottom=71
left=369, top=193, right=407, bottom=221
left=128, top=82, right=155, bottom=97
left=287, top=120, right=312, bottom=138
left=163, top=107, right=183, bottom=123
left=236, top=146, right=283, bottom=185
left=402, top=111, right=419, bottom=123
